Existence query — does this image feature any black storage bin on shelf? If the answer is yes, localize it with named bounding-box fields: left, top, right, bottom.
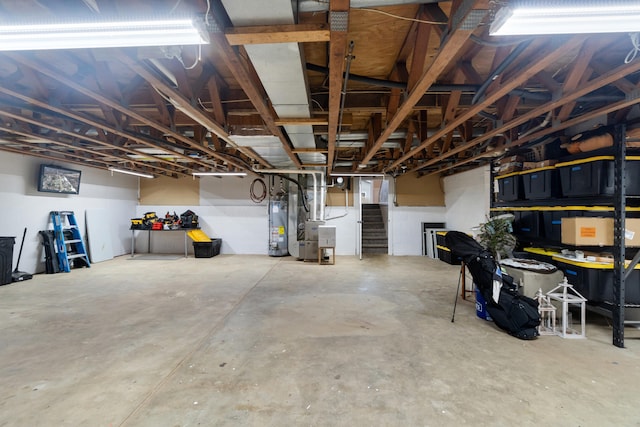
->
left=495, top=172, right=523, bottom=202
left=512, top=210, right=542, bottom=239
left=193, top=238, right=221, bottom=258
left=542, top=210, right=583, bottom=242
left=554, top=257, right=640, bottom=304
left=521, top=167, right=561, bottom=200
left=435, top=231, right=448, bottom=247
left=557, top=156, right=640, bottom=197
left=0, top=237, right=15, bottom=285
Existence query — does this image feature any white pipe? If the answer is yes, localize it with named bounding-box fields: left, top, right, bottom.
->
left=252, top=168, right=323, bottom=221
left=320, top=173, right=326, bottom=221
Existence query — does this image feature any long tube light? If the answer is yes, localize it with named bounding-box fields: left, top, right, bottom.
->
left=0, top=17, right=209, bottom=51
left=192, top=172, right=247, bottom=176
left=109, top=168, right=154, bottom=178
left=490, top=2, right=640, bottom=36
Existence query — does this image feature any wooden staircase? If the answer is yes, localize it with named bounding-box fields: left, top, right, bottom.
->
left=362, top=204, right=388, bottom=254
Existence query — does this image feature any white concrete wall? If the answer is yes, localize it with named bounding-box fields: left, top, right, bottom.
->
left=443, top=165, right=491, bottom=235
left=323, top=205, right=358, bottom=256
left=388, top=206, right=447, bottom=255
left=0, top=151, right=138, bottom=274
left=139, top=176, right=361, bottom=257
left=137, top=176, right=269, bottom=255
left=0, top=150, right=489, bottom=265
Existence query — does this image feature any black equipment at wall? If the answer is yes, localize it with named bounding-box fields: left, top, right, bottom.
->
left=12, top=227, right=33, bottom=282
left=39, top=230, right=60, bottom=274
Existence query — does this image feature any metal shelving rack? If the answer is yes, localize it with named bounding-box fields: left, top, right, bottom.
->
left=490, top=123, right=640, bottom=347
left=612, top=123, right=640, bottom=348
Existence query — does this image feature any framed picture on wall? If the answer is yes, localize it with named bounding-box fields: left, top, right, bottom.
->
left=37, top=164, right=81, bottom=195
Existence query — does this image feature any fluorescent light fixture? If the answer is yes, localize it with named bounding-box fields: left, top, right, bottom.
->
left=490, top=2, right=640, bottom=36
left=0, top=17, right=209, bottom=51
left=109, top=167, right=154, bottom=178
left=192, top=172, right=247, bottom=176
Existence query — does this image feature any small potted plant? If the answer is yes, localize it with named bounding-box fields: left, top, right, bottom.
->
left=476, top=214, right=517, bottom=261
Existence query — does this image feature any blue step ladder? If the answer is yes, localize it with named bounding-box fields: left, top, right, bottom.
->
left=50, top=211, right=90, bottom=272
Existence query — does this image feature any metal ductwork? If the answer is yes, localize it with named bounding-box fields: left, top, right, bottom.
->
left=221, top=0, right=324, bottom=168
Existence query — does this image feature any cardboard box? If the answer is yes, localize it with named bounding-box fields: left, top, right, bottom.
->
left=535, top=159, right=558, bottom=168
left=497, top=163, right=523, bottom=174
left=521, top=162, right=539, bottom=171
left=561, top=217, right=640, bottom=247
left=498, top=155, right=525, bottom=165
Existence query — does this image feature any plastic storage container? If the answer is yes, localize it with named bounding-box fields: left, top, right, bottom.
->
left=553, top=256, right=640, bottom=304
left=436, top=231, right=448, bottom=247
left=512, top=210, right=542, bottom=239
left=543, top=210, right=583, bottom=241
left=0, top=237, right=15, bottom=285
left=495, top=172, right=523, bottom=202
left=193, top=238, right=221, bottom=258
left=521, top=167, right=561, bottom=200
left=556, top=156, right=640, bottom=197
left=436, top=245, right=461, bottom=265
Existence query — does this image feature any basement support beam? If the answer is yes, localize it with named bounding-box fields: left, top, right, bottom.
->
left=225, top=23, right=330, bottom=45
left=207, top=19, right=302, bottom=168
left=399, top=36, right=585, bottom=172
left=412, top=50, right=640, bottom=173
left=327, top=0, right=350, bottom=174
left=360, top=1, right=486, bottom=168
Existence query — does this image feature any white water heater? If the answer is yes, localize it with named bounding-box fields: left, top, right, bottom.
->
left=269, top=192, right=289, bottom=257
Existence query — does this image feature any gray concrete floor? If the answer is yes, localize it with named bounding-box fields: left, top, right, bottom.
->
left=1, top=254, right=639, bottom=426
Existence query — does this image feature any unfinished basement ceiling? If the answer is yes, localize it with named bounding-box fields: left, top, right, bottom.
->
left=0, top=0, right=639, bottom=178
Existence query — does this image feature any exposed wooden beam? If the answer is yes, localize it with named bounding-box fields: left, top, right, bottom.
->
left=0, top=144, right=116, bottom=172
left=386, top=64, right=407, bottom=124
left=557, top=40, right=599, bottom=121
left=0, top=78, right=220, bottom=172
left=326, top=0, right=350, bottom=173
left=207, top=19, right=302, bottom=168
left=117, top=53, right=272, bottom=169
left=0, top=118, right=182, bottom=177
left=412, top=45, right=640, bottom=173
left=3, top=52, right=252, bottom=172
left=426, top=94, right=640, bottom=177
left=397, top=36, right=584, bottom=171
left=591, top=62, right=638, bottom=94
left=403, top=120, right=416, bottom=155
left=206, top=75, right=227, bottom=152
left=292, top=148, right=328, bottom=153
left=406, top=6, right=433, bottom=93
left=361, top=2, right=487, bottom=168
left=440, top=68, right=465, bottom=153
left=275, top=117, right=329, bottom=126
left=225, top=23, right=330, bottom=45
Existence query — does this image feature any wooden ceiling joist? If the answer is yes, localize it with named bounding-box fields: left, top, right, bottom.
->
left=361, top=1, right=486, bottom=168
left=207, top=18, right=302, bottom=169
left=0, top=82, right=219, bottom=174
left=413, top=52, right=640, bottom=174
left=400, top=36, right=585, bottom=172
left=225, top=23, right=330, bottom=45
left=326, top=0, right=350, bottom=173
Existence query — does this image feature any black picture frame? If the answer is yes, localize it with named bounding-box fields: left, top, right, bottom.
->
left=37, top=164, right=82, bottom=195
